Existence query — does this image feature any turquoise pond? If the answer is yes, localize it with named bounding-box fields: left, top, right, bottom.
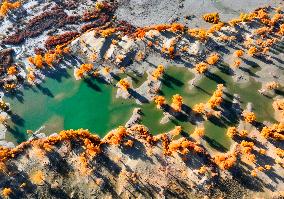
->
left=4, top=65, right=277, bottom=151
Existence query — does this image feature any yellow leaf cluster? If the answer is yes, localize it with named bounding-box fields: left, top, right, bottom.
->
left=152, top=64, right=165, bottom=80
left=203, top=12, right=220, bottom=24
left=0, top=0, right=21, bottom=16
left=154, top=95, right=166, bottom=109
left=117, top=78, right=130, bottom=90
left=242, top=111, right=256, bottom=123
left=171, top=94, right=183, bottom=112
left=195, top=62, right=208, bottom=74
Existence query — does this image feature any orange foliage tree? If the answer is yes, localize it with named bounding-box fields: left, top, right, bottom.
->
left=206, top=53, right=220, bottom=65
left=154, top=95, right=166, bottom=109
left=188, top=29, right=208, bottom=42
left=117, top=78, right=130, bottom=90
left=226, top=127, right=238, bottom=138
left=193, top=103, right=205, bottom=114
left=203, top=12, right=220, bottom=24
left=104, top=126, right=128, bottom=145
left=261, top=123, right=284, bottom=140
left=152, top=64, right=165, bottom=80
left=2, top=187, right=12, bottom=197
left=232, top=59, right=242, bottom=68
left=247, top=46, right=258, bottom=56
left=214, top=153, right=237, bottom=170
left=207, top=84, right=224, bottom=109
left=195, top=62, right=209, bottom=74
left=242, top=111, right=256, bottom=123
left=7, top=66, right=17, bottom=75
left=265, top=81, right=280, bottom=90
left=171, top=94, right=183, bottom=112
left=233, top=50, right=244, bottom=57
left=30, top=170, right=45, bottom=185
left=0, top=0, right=21, bottom=16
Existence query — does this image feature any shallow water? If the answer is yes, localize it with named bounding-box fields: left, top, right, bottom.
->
left=4, top=65, right=277, bottom=151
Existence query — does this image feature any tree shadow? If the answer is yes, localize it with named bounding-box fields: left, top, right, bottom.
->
left=43, top=67, right=71, bottom=83
left=204, top=136, right=227, bottom=152
left=95, top=153, right=121, bottom=177
left=228, top=164, right=264, bottom=192
left=35, top=84, right=54, bottom=98
left=5, top=125, right=27, bottom=144
left=120, top=138, right=154, bottom=164
left=128, top=89, right=149, bottom=103
left=45, top=151, right=73, bottom=176
left=239, top=67, right=260, bottom=78
left=4, top=90, right=24, bottom=103
left=205, top=71, right=226, bottom=85
left=83, top=78, right=102, bottom=92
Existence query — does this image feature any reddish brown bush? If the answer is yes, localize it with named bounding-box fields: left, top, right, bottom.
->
left=3, top=7, right=80, bottom=45
left=45, top=32, right=79, bottom=49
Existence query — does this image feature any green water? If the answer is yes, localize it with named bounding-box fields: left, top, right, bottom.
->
left=5, top=70, right=139, bottom=143
left=158, top=65, right=277, bottom=150
left=5, top=65, right=278, bottom=151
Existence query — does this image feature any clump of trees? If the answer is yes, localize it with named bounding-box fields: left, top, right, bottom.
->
left=242, top=110, right=256, bottom=123
left=195, top=62, right=208, bottom=74
left=0, top=0, right=21, bottom=16
left=166, top=137, right=205, bottom=156
left=214, top=153, right=237, bottom=170
left=171, top=94, right=183, bottom=112
left=206, top=53, right=220, bottom=65
left=74, top=63, right=94, bottom=80
left=154, top=95, right=166, bottom=109
left=226, top=127, right=248, bottom=138
left=203, top=13, right=220, bottom=24
left=207, top=84, right=224, bottom=109
left=30, top=170, right=45, bottom=185
left=188, top=29, right=208, bottom=42
left=152, top=64, right=165, bottom=80
left=104, top=126, right=128, bottom=145
left=117, top=78, right=131, bottom=91
left=2, top=187, right=12, bottom=197
left=261, top=123, right=284, bottom=140
left=240, top=140, right=256, bottom=163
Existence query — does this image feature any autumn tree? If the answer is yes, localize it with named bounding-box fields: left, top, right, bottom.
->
left=0, top=1, right=21, bottom=16
left=152, top=64, right=165, bottom=80
left=203, top=12, right=220, bottom=24
left=193, top=103, right=205, bottom=114
left=214, top=153, right=237, bottom=170
left=226, top=127, right=238, bottom=138
left=7, top=66, right=17, bottom=75
left=265, top=81, right=280, bottom=90
left=171, top=94, right=183, bottom=112
left=242, top=111, right=256, bottom=123
left=117, top=78, right=130, bottom=90
left=247, top=46, right=258, bottom=56
left=207, top=84, right=224, bottom=109
left=232, top=59, right=241, bottom=68
left=206, top=53, right=220, bottom=65
left=188, top=29, right=208, bottom=41
left=233, top=50, right=244, bottom=57
left=154, top=95, right=166, bottom=109
left=192, top=127, right=205, bottom=137
left=195, top=62, right=208, bottom=74
left=30, top=170, right=45, bottom=185
left=2, top=187, right=12, bottom=197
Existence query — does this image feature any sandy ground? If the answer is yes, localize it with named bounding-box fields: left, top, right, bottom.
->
left=115, top=0, right=284, bottom=27
left=0, top=127, right=283, bottom=198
